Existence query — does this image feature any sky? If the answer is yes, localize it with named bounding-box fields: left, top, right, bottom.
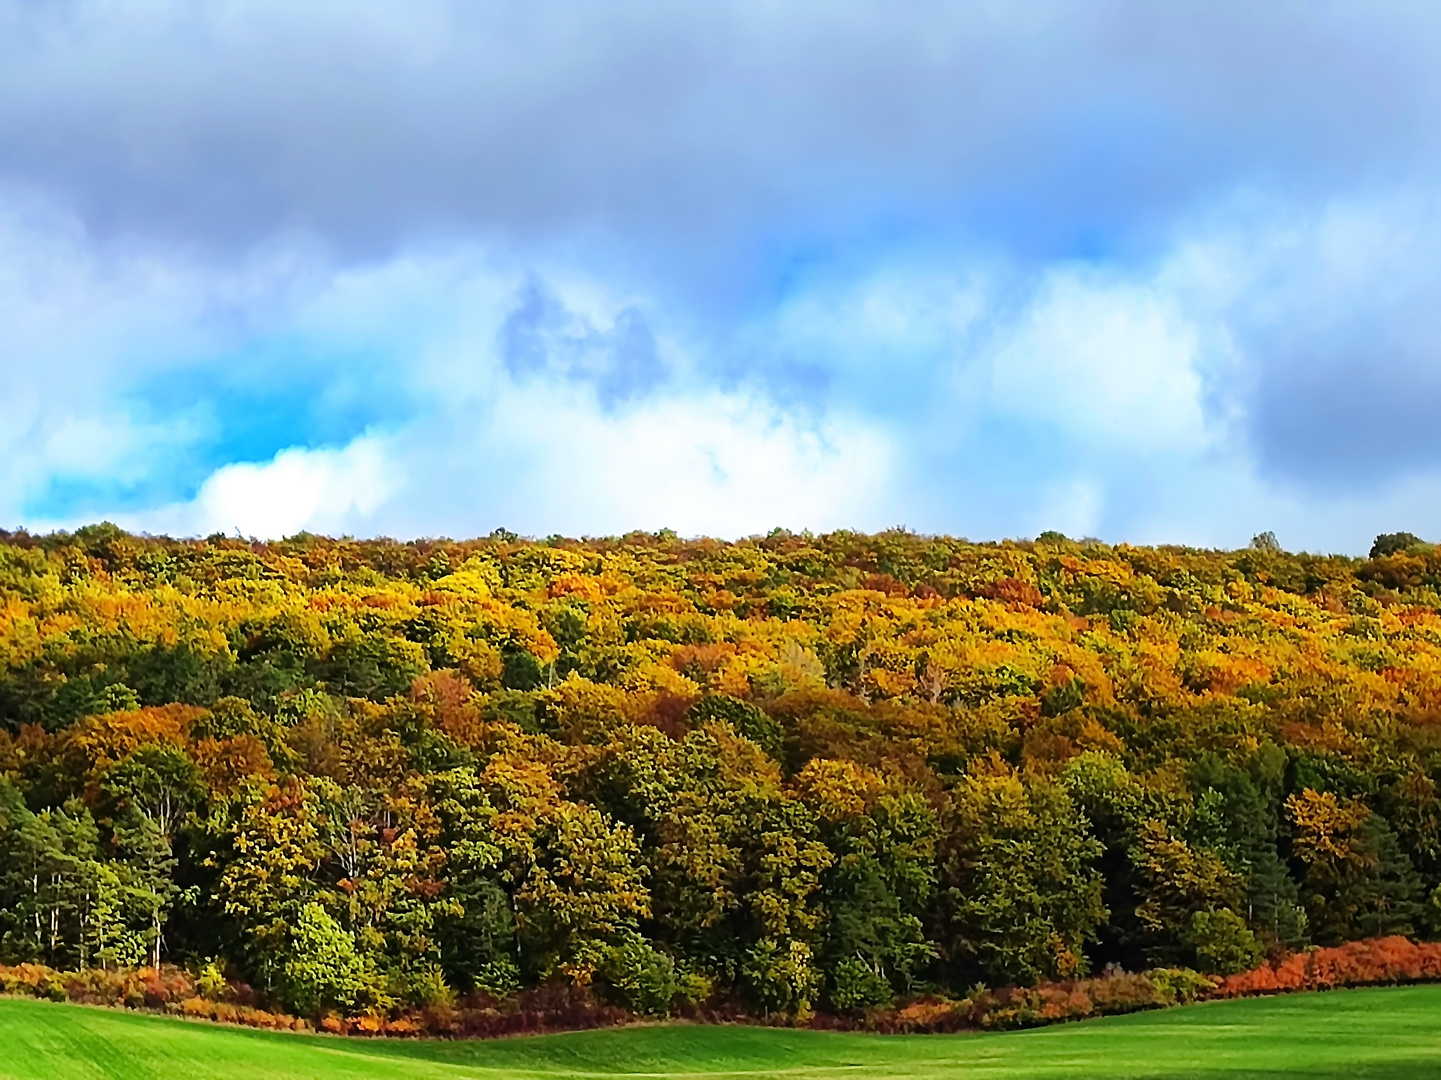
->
left=3, top=1, right=1441, bottom=552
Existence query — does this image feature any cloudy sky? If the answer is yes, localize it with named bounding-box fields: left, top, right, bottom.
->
left=3, top=0, right=1441, bottom=551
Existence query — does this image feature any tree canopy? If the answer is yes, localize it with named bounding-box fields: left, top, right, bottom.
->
left=1, top=525, right=1439, bottom=1019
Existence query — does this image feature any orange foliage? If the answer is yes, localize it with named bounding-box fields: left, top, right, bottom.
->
left=60, top=704, right=205, bottom=792
left=1215, top=937, right=1441, bottom=996
left=193, top=735, right=275, bottom=793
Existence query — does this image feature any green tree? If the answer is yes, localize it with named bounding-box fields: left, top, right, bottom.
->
left=1130, top=820, right=1253, bottom=967
left=278, top=902, right=383, bottom=1016
left=1188, top=753, right=1307, bottom=950
left=510, top=801, right=650, bottom=985
left=1183, top=908, right=1264, bottom=975
left=940, top=772, right=1107, bottom=986
left=1370, top=532, right=1425, bottom=558
left=112, top=811, right=181, bottom=969
left=687, top=696, right=783, bottom=758
left=426, top=768, right=516, bottom=995
left=1061, top=752, right=1149, bottom=968
left=598, top=929, right=678, bottom=1017
left=0, top=788, right=133, bottom=969
left=211, top=779, right=326, bottom=989
left=819, top=793, right=938, bottom=1008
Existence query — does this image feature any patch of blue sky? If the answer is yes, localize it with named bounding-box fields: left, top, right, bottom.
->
left=205, top=332, right=407, bottom=426
left=25, top=475, right=189, bottom=524
left=23, top=337, right=416, bottom=523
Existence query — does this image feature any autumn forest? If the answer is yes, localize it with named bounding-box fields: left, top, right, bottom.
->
left=2, top=524, right=1440, bottom=1028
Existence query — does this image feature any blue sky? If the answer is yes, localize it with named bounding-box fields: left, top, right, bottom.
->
left=3, top=0, right=1441, bottom=551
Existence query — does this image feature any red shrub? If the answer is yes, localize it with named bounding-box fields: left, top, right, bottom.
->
left=1214, top=938, right=1441, bottom=998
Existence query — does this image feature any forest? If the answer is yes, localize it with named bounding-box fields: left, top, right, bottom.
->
left=1, top=523, right=1440, bottom=1025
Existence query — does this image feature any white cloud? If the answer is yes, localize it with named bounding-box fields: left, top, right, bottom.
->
left=0, top=200, right=895, bottom=541
left=473, top=383, right=892, bottom=537
left=113, top=386, right=891, bottom=542
left=0, top=191, right=202, bottom=514
left=1034, top=476, right=1105, bottom=540
left=10, top=179, right=1441, bottom=554
left=124, top=435, right=400, bottom=540
left=988, top=270, right=1211, bottom=453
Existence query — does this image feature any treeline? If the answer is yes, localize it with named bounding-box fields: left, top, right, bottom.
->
left=1, top=523, right=1440, bottom=1021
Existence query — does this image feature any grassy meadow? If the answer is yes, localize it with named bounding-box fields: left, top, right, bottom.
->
left=3, top=985, right=1441, bottom=1080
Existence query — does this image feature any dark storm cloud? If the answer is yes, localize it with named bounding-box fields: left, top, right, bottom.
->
left=2, top=1, right=1437, bottom=262
left=1173, top=193, right=1441, bottom=489
left=1247, top=285, right=1441, bottom=487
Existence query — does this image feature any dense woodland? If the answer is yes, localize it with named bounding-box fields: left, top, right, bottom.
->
left=2, top=524, right=1440, bottom=1022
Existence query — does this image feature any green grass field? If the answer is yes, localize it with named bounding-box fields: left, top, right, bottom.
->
left=2, top=986, right=1440, bottom=1079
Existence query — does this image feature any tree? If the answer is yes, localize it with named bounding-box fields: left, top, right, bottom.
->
left=18, top=526, right=1441, bottom=1013
left=738, top=800, right=833, bottom=1017
left=1060, top=752, right=1149, bottom=968
left=426, top=767, right=516, bottom=995
left=510, top=801, right=650, bottom=985
left=939, top=772, right=1107, bottom=986
left=0, top=787, right=134, bottom=969
left=211, top=778, right=326, bottom=988
left=1250, top=531, right=1283, bottom=552
left=1183, top=908, right=1264, bottom=975
left=817, top=791, right=938, bottom=1009
left=1129, top=820, right=1260, bottom=970
left=1286, top=789, right=1423, bottom=945
left=1370, top=532, right=1425, bottom=558
left=687, top=696, right=783, bottom=758
left=741, top=936, right=821, bottom=1018
left=101, top=744, right=204, bottom=968
left=1187, top=754, right=1306, bottom=950
left=112, top=811, right=181, bottom=969
left=598, top=929, right=678, bottom=1017
left=279, top=902, right=383, bottom=1016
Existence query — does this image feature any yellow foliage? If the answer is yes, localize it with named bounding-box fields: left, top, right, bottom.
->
left=795, top=758, right=884, bottom=821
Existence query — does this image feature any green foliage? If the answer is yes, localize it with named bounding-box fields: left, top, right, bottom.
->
left=1250, top=531, right=1283, bottom=553
left=511, top=802, right=650, bottom=983
left=829, top=956, right=893, bottom=1011
left=1145, top=965, right=1217, bottom=1005
left=98, top=684, right=141, bottom=713
left=278, top=903, right=384, bottom=1017
left=820, top=793, right=938, bottom=1005
left=1182, top=909, right=1265, bottom=975
left=195, top=960, right=227, bottom=1001
left=941, top=773, right=1107, bottom=986
left=426, top=768, right=514, bottom=993
left=0, top=783, right=149, bottom=969
left=1131, top=820, right=1246, bottom=965
left=1371, top=532, right=1426, bottom=558
left=1287, top=791, right=1424, bottom=946
left=599, top=931, right=678, bottom=1017
left=741, top=937, right=822, bottom=1018
left=687, top=695, right=783, bottom=757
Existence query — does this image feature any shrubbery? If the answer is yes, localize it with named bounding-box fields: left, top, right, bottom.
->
left=9, top=937, right=1441, bottom=1038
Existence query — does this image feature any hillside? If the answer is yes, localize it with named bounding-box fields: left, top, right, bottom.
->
left=1, top=526, right=1440, bottom=1022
